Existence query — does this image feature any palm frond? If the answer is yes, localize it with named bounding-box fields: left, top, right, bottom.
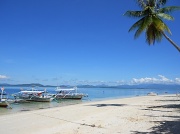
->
left=124, top=10, right=146, bottom=18
left=160, top=20, right=172, bottom=34
left=145, top=23, right=163, bottom=44
left=128, top=18, right=144, bottom=32
left=125, top=0, right=180, bottom=52
left=146, top=24, right=156, bottom=44
left=157, top=0, right=167, bottom=7
left=136, top=0, right=147, bottom=9
left=134, top=16, right=152, bottom=39
left=154, top=16, right=171, bottom=33
left=155, top=30, right=163, bottom=43
left=158, top=6, right=180, bottom=13
left=148, top=0, right=156, bottom=7
left=157, top=13, right=174, bottom=20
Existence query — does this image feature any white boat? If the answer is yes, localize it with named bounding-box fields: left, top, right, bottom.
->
left=54, top=87, right=88, bottom=100
left=0, top=87, right=10, bottom=107
left=13, top=88, right=54, bottom=102
left=147, top=92, right=158, bottom=96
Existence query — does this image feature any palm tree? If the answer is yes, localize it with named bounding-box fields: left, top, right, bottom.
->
left=124, top=0, right=180, bottom=52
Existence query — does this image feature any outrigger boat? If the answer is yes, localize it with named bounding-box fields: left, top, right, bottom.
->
left=0, top=87, right=10, bottom=107
left=54, top=87, right=88, bottom=100
left=13, top=88, right=54, bottom=102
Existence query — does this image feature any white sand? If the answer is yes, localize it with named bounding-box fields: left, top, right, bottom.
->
left=0, top=95, right=179, bottom=134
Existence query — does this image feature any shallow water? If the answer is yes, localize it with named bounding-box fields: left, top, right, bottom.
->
left=1, top=86, right=180, bottom=115
left=0, top=99, right=83, bottom=115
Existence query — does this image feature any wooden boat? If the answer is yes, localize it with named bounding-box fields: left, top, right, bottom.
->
left=54, top=87, right=88, bottom=100
left=13, top=88, right=54, bottom=102
left=0, top=87, right=9, bottom=107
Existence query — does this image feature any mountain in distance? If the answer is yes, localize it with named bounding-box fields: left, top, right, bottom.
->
left=76, top=84, right=180, bottom=89
left=0, top=83, right=45, bottom=87
left=0, top=83, right=180, bottom=89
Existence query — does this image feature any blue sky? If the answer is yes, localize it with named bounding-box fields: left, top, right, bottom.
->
left=0, top=0, right=180, bottom=86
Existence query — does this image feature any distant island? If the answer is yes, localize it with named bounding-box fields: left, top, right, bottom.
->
left=0, top=83, right=180, bottom=89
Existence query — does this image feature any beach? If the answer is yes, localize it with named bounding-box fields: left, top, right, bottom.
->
left=0, top=95, right=179, bottom=134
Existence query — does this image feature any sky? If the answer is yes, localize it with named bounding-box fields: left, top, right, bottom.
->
left=0, top=0, right=180, bottom=86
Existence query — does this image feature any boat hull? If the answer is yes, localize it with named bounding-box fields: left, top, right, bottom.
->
left=18, top=97, right=53, bottom=102
left=28, top=97, right=53, bottom=102
left=0, top=101, right=9, bottom=107
left=55, top=94, right=83, bottom=100
left=147, top=92, right=158, bottom=96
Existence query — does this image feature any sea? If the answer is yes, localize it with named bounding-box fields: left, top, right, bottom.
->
left=0, top=86, right=180, bottom=115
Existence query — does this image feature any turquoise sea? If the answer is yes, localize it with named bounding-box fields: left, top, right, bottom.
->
left=0, top=86, right=180, bottom=115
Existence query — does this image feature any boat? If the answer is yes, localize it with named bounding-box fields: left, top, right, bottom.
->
left=12, top=88, right=54, bottom=102
left=54, top=87, right=88, bottom=100
left=0, top=87, right=10, bottom=107
left=147, top=92, right=158, bottom=96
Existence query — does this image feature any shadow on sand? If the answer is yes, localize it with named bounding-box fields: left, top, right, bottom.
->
left=132, top=96, right=180, bottom=134
left=132, top=120, right=180, bottom=134
left=86, top=104, right=127, bottom=107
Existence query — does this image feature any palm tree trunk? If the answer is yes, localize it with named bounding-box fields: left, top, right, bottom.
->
left=162, top=32, right=180, bottom=52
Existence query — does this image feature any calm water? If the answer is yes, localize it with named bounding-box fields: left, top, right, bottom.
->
left=0, top=86, right=180, bottom=115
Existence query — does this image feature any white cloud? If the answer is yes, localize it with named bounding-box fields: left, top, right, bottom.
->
left=132, top=77, right=157, bottom=84
left=175, top=78, right=180, bottom=83
left=158, top=75, right=172, bottom=83
left=131, top=75, right=175, bottom=84
left=0, top=75, right=9, bottom=79
left=52, top=75, right=180, bottom=86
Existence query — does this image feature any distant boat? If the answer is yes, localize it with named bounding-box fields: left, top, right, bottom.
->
left=54, top=87, right=88, bottom=100
left=12, top=88, right=54, bottom=102
left=147, top=92, right=158, bottom=96
left=0, top=87, right=10, bottom=107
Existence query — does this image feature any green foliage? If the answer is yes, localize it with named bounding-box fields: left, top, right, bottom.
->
left=124, top=0, right=180, bottom=45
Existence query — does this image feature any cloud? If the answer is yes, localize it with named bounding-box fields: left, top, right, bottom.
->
left=158, top=75, right=172, bottom=83
left=50, top=75, right=180, bottom=86
left=175, top=78, right=180, bottom=83
left=0, top=75, right=9, bottom=79
left=131, top=75, right=177, bottom=84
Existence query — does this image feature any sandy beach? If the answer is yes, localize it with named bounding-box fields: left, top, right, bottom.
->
left=0, top=95, right=180, bottom=134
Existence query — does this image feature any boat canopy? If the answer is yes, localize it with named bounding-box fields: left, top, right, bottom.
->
left=55, top=88, right=75, bottom=92
left=19, top=91, right=44, bottom=94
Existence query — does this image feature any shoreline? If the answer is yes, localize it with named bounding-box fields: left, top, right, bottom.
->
left=0, top=94, right=144, bottom=116
left=0, top=94, right=180, bottom=134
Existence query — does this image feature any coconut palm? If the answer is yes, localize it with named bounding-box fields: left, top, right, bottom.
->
left=124, top=0, right=180, bottom=52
